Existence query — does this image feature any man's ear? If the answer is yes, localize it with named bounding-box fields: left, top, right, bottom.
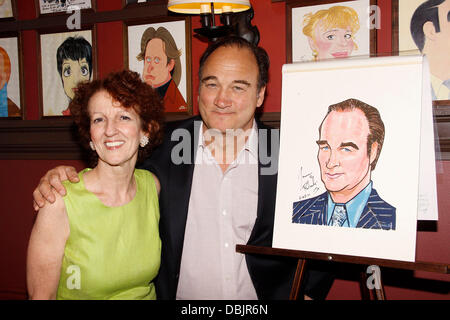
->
left=167, top=59, right=175, bottom=72
left=369, top=142, right=379, bottom=165
left=423, top=21, right=437, bottom=41
left=256, top=86, right=266, bottom=108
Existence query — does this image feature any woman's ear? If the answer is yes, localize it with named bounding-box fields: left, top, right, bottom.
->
left=145, top=120, right=160, bottom=137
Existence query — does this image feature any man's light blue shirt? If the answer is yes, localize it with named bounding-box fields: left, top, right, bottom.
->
left=327, top=182, right=373, bottom=228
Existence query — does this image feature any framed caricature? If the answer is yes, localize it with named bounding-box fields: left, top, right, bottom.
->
left=35, top=0, right=95, bottom=16
left=0, top=0, right=15, bottom=20
left=392, top=0, right=450, bottom=102
left=38, top=27, right=96, bottom=117
left=122, top=0, right=163, bottom=7
left=124, top=17, right=192, bottom=114
left=287, top=0, right=377, bottom=63
left=0, top=32, right=24, bottom=118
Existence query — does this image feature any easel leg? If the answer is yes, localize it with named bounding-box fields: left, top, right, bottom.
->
left=359, top=271, right=371, bottom=300
left=289, top=258, right=307, bottom=300
left=374, top=274, right=386, bottom=300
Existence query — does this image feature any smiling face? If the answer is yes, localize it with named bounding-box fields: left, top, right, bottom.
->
left=198, top=45, right=265, bottom=134
left=309, top=22, right=356, bottom=60
left=88, top=90, right=146, bottom=168
left=317, top=109, right=377, bottom=203
left=142, top=38, right=174, bottom=88
left=62, top=58, right=90, bottom=100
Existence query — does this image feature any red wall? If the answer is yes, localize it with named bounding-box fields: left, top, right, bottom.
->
left=0, top=0, right=449, bottom=300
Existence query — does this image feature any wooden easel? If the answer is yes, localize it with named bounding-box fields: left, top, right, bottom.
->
left=236, top=245, right=450, bottom=300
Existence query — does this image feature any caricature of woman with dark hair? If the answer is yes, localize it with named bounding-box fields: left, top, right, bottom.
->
left=56, top=36, right=92, bottom=115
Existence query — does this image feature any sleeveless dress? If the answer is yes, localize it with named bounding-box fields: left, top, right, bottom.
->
left=56, top=168, right=161, bottom=300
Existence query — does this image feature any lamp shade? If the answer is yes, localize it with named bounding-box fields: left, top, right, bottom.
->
left=168, top=0, right=251, bottom=14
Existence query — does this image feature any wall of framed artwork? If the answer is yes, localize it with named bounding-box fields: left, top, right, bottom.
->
left=125, top=16, right=192, bottom=114
left=286, top=0, right=378, bottom=63
left=38, top=27, right=96, bottom=117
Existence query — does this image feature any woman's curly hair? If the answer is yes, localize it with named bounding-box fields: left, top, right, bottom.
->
left=69, top=69, right=164, bottom=167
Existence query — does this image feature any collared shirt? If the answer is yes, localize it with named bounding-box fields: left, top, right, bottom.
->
left=430, top=74, right=450, bottom=100
left=327, top=182, right=372, bottom=228
left=176, top=120, right=259, bottom=300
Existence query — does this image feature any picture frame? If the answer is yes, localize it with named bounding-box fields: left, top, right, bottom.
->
left=35, top=0, right=96, bottom=16
left=37, top=26, right=97, bottom=118
left=0, top=0, right=16, bottom=20
left=124, top=16, right=192, bottom=115
left=122, top=0, right=164, bottom=8
left=0, top=31, right=25, bottom=119
left=392, top=0, right=450, bottom=103
left=286, top=0, right=377, bottom=63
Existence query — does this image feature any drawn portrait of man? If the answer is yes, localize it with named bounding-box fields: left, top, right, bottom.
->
left=410, top=0, right=450, bottom=100
left=136, top=26, right=187, bottom=112
left=292, top=98, right=396, bottom=230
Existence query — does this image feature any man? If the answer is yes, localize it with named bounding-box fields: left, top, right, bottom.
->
left=137, top=26, right=187, bottom=112
left=292, top=98, right=396, bottom=230
left=33, top=37, right=334, bottom=299
left=410, top=0, right=450, bottom=100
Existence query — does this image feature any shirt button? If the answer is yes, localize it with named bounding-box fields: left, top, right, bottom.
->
left=224, top=243, right=229, bottom=248
left=222, top=210, right=227, bottom=216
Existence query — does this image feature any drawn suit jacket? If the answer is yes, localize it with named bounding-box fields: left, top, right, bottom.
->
left=163, top=80, right=187, bottom=113
left=292, top=188, right=396, bottom=230
left=139, top=116, right=334, bottom=300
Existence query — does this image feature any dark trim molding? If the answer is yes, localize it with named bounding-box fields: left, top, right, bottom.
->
left=1, top=106, right=450, bottom=160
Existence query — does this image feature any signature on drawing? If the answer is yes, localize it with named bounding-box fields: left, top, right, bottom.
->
left=298, top=167, right=320, bottom=200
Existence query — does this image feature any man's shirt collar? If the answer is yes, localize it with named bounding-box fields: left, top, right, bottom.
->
left=327, top=182, right=373, bottom=228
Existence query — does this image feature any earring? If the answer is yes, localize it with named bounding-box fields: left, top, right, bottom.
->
left=140, top=136, right=149, bottom=148
left=312, top=50, right=318, bottom=60
left=89, top=141, right=95, bottom=151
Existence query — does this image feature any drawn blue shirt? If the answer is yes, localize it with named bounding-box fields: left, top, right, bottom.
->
left=0, top=83, right=8, bottom=117
left=326, top=182, right=372, bottom=228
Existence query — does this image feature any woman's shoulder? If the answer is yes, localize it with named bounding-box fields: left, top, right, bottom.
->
left=135, top=169, right=160, bottom=196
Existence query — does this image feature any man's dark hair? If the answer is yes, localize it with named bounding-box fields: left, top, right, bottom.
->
left=198, top=36, right=269, bottom=91
left=321, top=98, right=385, bottom=171
left=410, top=0, right=446, bottom=51
left=56, top=36, right=93, bottom=78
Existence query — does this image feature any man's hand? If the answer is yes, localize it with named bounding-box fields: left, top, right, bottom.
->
left=33, top=166, right=79, bottom=211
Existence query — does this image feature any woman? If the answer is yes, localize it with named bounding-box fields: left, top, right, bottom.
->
left=302, top=5, right=360, bottom=61
left=56, top=36, right=92, bottom=115
left=26, top=70, right=164, bottom=299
